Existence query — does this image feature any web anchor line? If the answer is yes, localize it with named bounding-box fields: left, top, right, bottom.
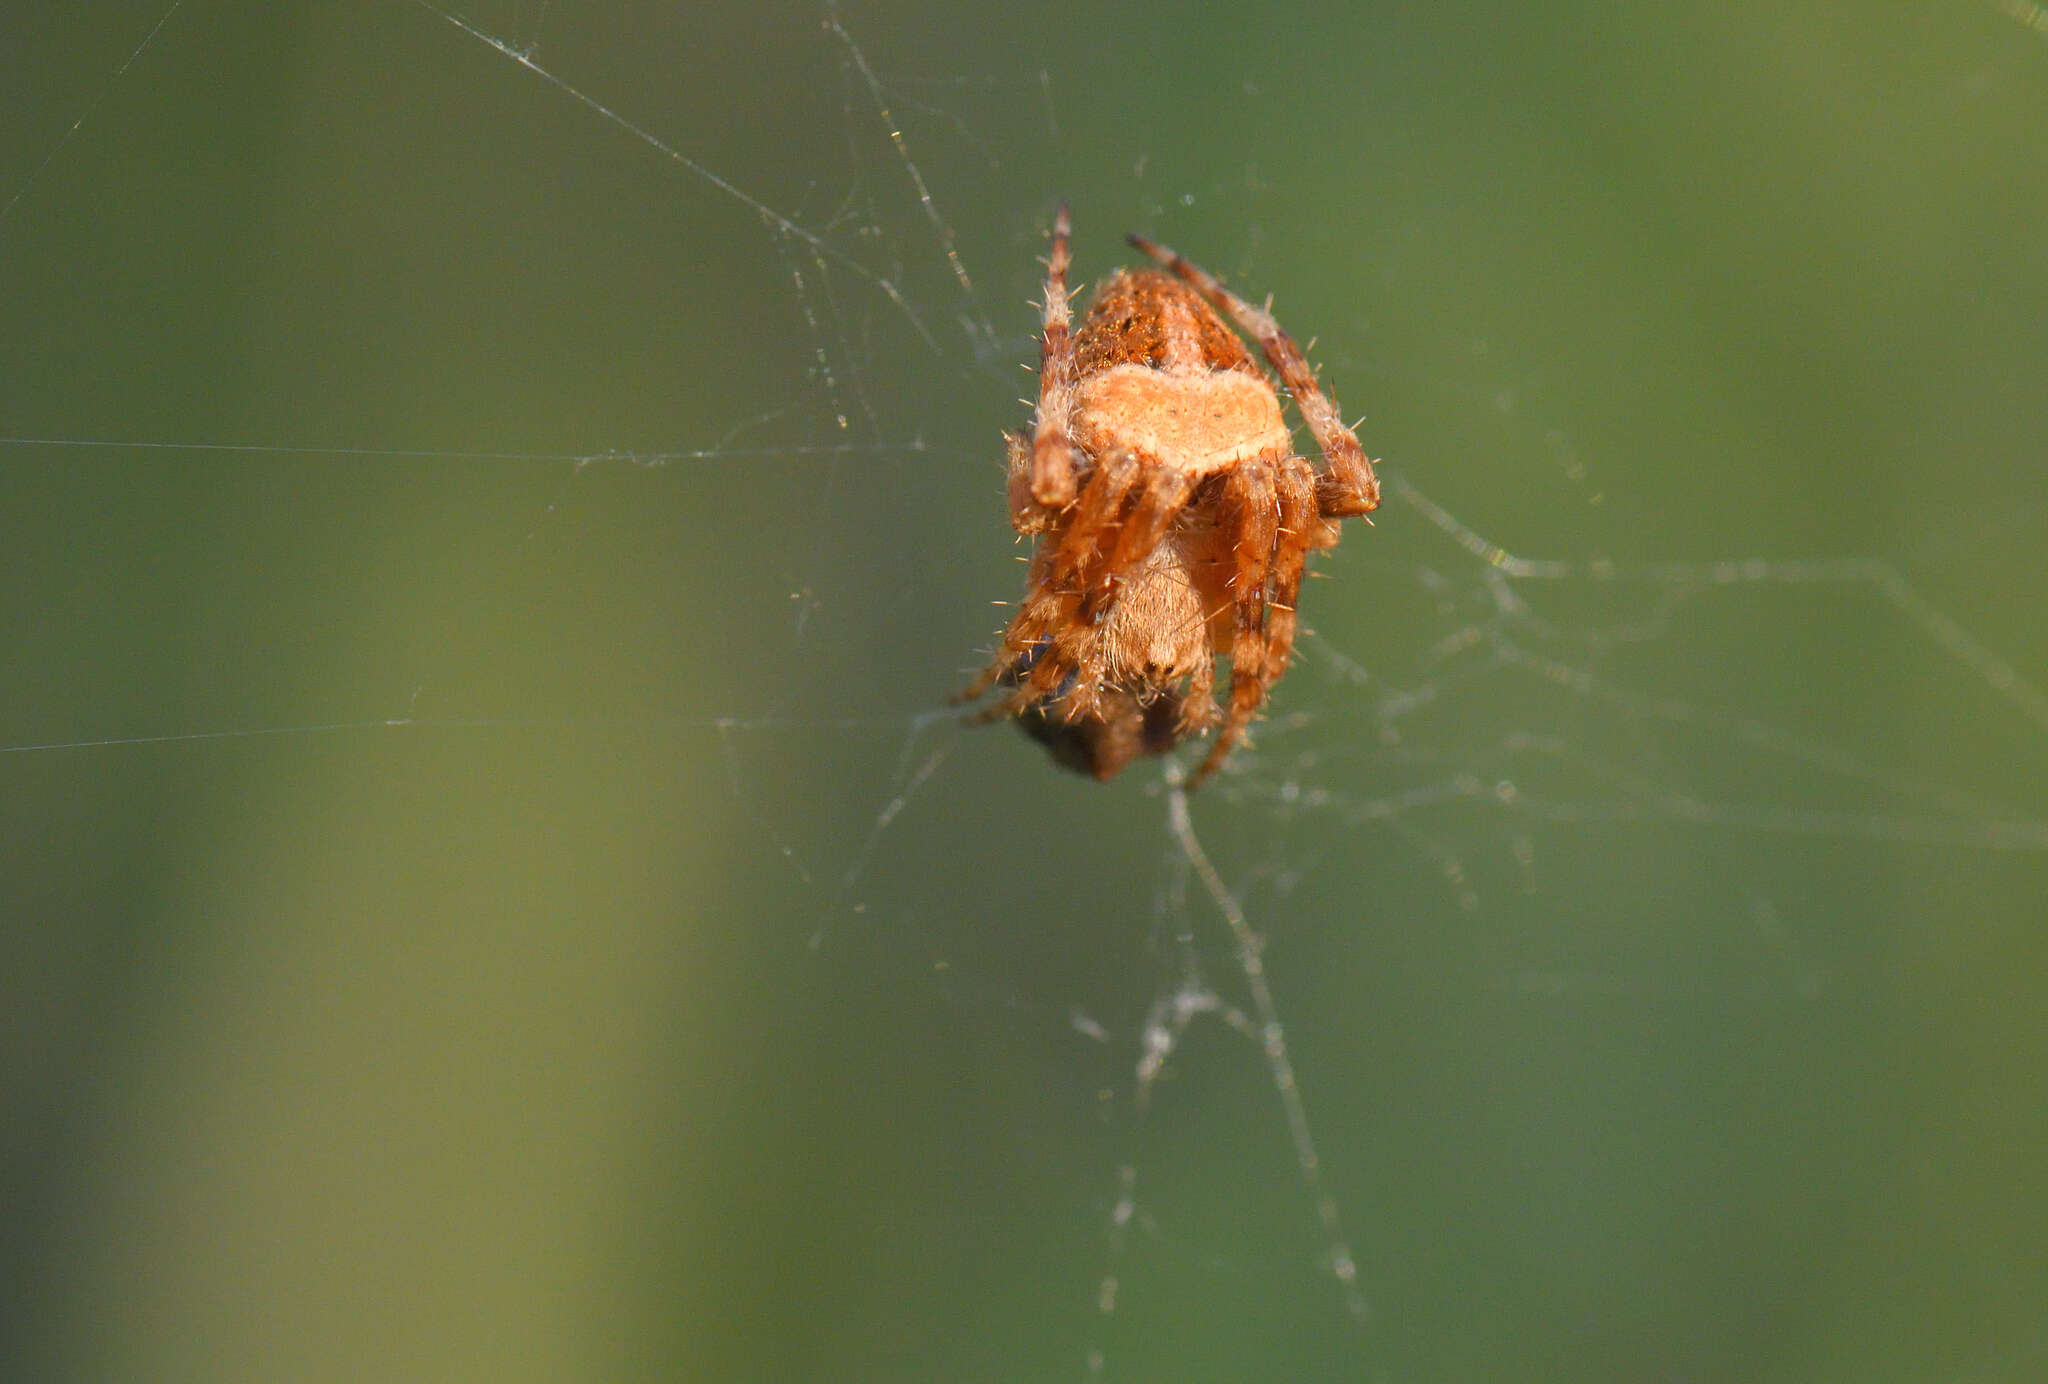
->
left=822, top=0, right=992, bottom=347
left=0, top=2, right=185, bottom=232
left=406, top=0, right=940, bottom=355
left=1390, top=471, right=2048, bottom=736
left=1164, top=763, right=1369, bottom=1323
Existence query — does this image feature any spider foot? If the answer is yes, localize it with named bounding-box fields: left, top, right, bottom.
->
left=1177, top=697, right=1221, bottom=737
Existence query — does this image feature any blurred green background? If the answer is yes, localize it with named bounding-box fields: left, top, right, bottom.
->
left=4, top=1, right=2047, bottom=1379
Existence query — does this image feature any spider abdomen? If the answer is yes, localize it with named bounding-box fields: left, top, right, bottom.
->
left=1072, top=366, right=1291, bottom=482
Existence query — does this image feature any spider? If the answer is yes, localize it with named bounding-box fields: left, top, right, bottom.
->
left=958, top=205, right=1380, bottom=788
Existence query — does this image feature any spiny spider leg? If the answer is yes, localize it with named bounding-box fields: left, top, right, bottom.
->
left=1026, top=203, right=1079, bottom=509
left=1077, top=466, right=1198, bottom=623
left=959, top=449, right=1143, bottom=718
left=1188, top=461, right=1281, bottom=788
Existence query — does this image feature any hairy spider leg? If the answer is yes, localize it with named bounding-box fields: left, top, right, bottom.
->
left=1268, top=453, right=1332, bottom=647
left=1000, top=430, right=1054, bottom=536
left=1187, top=461, right=1281, bottom=788
left=1025, top=203, right=1079, bottom=511
left=1210, top=457, right=1321, bottom=787
left=1077, top=465, right=1199, bottom=623
left=959, top=448, right=1142, bottom=716
left=1179, top=637, right=1221, bottom=733
left=998, top=449, right=1146, bottom=717
left=1127, top=233, right=1381, bottom=520
left=1065, top=501, right=1216, bottom=726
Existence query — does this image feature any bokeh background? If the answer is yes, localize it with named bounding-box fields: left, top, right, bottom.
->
left=5, top=1, right=2047, bottom=1379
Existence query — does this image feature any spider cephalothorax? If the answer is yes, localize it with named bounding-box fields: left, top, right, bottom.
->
left=959, top=206, right=1380, bottom=788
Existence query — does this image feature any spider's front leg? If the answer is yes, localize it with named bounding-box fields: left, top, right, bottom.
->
left=1176, top=647, right=1222, bottom=737
left=1002, top=431, right=1056, bottom=535
left=1259, top=455, right=1324, bottom=691
left=1026, top=203, right=1080, bottom=509
left=992, top=450, right=1146, bottom=718
left=1077, top=464, right=1197, bottom=623
left=957, top=449, right=1142, bottom=716
left=1188, top=460, right=1281, bottom=789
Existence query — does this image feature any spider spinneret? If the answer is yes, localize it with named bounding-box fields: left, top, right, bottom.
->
left=958, top=205, right=1380, bottom=788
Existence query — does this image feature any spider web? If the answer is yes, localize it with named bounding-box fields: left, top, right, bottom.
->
left=5, top=3, right=2048, bottom=1381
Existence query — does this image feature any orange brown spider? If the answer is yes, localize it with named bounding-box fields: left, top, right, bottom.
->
left=958, top=205, right=1380, bottom=788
